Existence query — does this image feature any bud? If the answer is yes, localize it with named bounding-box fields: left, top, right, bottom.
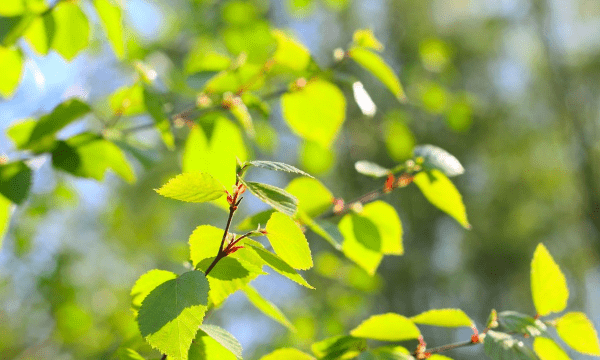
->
left=333, top=48, right=345, bottom=62
left=294, top=77, right=307, bottom=90
left=196, top=93, right=212, bottom=108
left=350, top=202, right=363, bottom=213
left=0, top=155, right=7, bottom=164
left=333, top=198, right=345, bottom=214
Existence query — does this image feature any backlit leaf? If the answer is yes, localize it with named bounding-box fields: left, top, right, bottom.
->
left=0, top=15, right=34, bottom=46
left=198, top=324, right=242, bottom=359
left=189, top=225, right=225, bottom=266
left=0, top=195, right=11, bottom=248
left=23, top=14, right=54, bottom=55
left=51, top=2, right=90, bottom=60
left=240, top=179, right=298, bottom=216
left=411, top=309, right=473, bottom=328
left=265, top=212, right=313, bottom=270
left=261, top=348, right=316, bottom=360
left=349, top=46, right=406, bottom=102
left=0, top=161, right=32, bottom=204
left=483, top=330, right=537, bottom=360
left=350, top=313, right=421, bottom=341
left=555, top=312, right=600, bottom=355
left=354, top=160, right=390, bottom=178
left=312, top=335, right=367, bottom=359
left=339, top=213, right=384, bottom=275
left=300, top=214, right=342, bottom=250
left=352, top=29, right=384, bottom=51
left=237, top=209, right=275, bottom=231
left=360, top=201, right=403, bottom=255
left=93, top=0, right=124, bottom=58
left=188, top=328, right=237, bottom=360
left=156, top=172, right=226, bottom=203
left=130, top=269, right=177, bottom=313
left=285, top=177, right=333, bottom=217
left=243, top=285, right=294, bottom=330
left=248, top=160, right=313, bottom=178
left=533, top=337, right=570, bottom=360
left=272, top=29, right=311, bottom=71
left=413, top=145, right=464, bottom=177
left=143, top=87, right=175, bottom=150
left=0, top=45, right=24, bottom=98
left=530, top=243, right=568, bottom=316
left=109, top=83, right=145, bottom=116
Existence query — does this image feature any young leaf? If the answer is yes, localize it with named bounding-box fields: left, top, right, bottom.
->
left=555, top=312, right=600, bottom=355
left=155, top=172, right=226, bottom=203
left=350, top=313, right=421, bottom=341
left=143, top=87, right=175, bottom=150
left=137, top=271, right=210, bottom=360
left=352, top=29, right=384, bottom=51
left=299, top=214, right=343, bottom=250
left=483, top=330, right=537, bottom=360
left=240, top=179, right=298, bottom=216
left=339, top=213, right=384, bottom=275
left=198, top=324, right=242, bottom=359
left=0, top=45, right=24, bottom=98
left=413, top=145, right=464, bottom=177
left=0, top=161, right=32, bottom=204
left=248, top=160, right=313, bottom=178
left=311, top=335, right=367, bottom=359
left=497, top=311, right=548, bottom=337
left=530, top=243, right=568, bottom=316
left=354, top=160, right=390, bottom=178
left=265, top=212, right=313, bottom=270
left=261, top=348, right=316, bottom=360
left=0, top=195, right=11, bottom=248
left=188, top=328, right=237, bottom=360
left=348, top=46, right=406, bottom=102
left=130, top=269, right=177, bottom=313
left=117, top=348, right=146, bottom=360
left=281, top=79, right=346, bottom=148
left=272, top=29, right=311, bottom=71
left=242, top=285, right=294, bottom=331
left=533, top=337, right=570, bottom=360
left=24, top=14, right=55, bottom=55
left=93, top=0, right=124, bottom=58
left=360, top=201, right=403, bottom=255
left=51, top=2, right=90, bottom=60
left=429, top=355, right=453, bottom=360
left=285, top=177, right=333, bottom=217
left=189, top=225, right=225, bottom=266
left=410, top=309, right=473, bottom=328
left=413, top=169, right=470, bottom=229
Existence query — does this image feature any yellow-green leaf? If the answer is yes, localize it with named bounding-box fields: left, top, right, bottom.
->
left=352, top=29, right=383, bottom=51
left=243, top=285, right=294, bottom=330
left=530, top=243, right=568, bottom=316
left=413, top=169, right=470, bottom=229
left=0, top=45, right=24, bottom=98
left=533, top=337, right=570, bottom=360
left=339, top=213, right=384, bottom=275
left=117, top=348, right=146, bottom=360
left=51, top=2, right=90, bottom=61
left=93, top=0, right=124, bottom=59
left=189, top=225, right=224, bottom=266
left=350, top=313, right=421, bottom=341
left=260, top=348, right=315, bottom=360
left=285, top=177, right=333, bottom=217
left=311, top=335, right=367, bottom=359
left=272, top=29, right=311, bottom=71
left=189, top=329, right=237, bottom=360
left=555, top=312, right=600, bottom=355
left=130, top=269, right=177, bottom=313
left=155, top=172, right=226, bottom=203
left=281, top=79, right=346, bottom=148
left=0, top=195, right=11, bottom=249
left=266, top=212, right=312, bottom=270
left=360, top=201, right=403, bottom=255
left=349, top=46, right=406, bottom=102
left=23, top=14, right=54, bottom=55
left=109, top=83, right=145, bottom=116
left=411, top=309, right=473, bottom=328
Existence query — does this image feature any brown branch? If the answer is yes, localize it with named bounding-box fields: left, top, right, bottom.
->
left=421, top=339, right=478, bottom=356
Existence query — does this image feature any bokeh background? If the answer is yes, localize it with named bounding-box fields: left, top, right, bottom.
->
left=1, top=0, right=600, bottom=359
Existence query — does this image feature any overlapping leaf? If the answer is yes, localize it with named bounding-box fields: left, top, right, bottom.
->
left=555, top=312, right=600, bottom=355
left=349, top=46, right=406, bottom=102
left=0, top=161, right=32, bottom=204
left=350, top=313, right=421, bottom=341
left=93, top=0, right=124, bottom=58
left=240, top=179, right=298, bottom=216
left=265, top=212, right=312, bottom=270
left=248, top=161, right=313, bottom=178
left=497, top=311, right=548, bottom=337
left=198, top=324, right=242, bottom=359
left=311, top=335, right=367, bottom=360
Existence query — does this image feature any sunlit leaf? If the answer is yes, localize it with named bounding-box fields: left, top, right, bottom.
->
left=285, top=177, right=333, bottom=217
left=137, top=271, right=210, bottom=360
left=243, top=285, right=294, bottom=330
left=198, top=324, right=242, bottom=359
left=411, top=309, right=473, bottom=328
left=143, top=87, right=175, bottom=150
left=130, top=269, right=177, bottom=313
left=0, top=14, right=35, bottom=46
left=312, top=335, right=367, bottom=359
left=272, top=29, right=311, bottom=71
left=359, top=345, right=414, bottom=360
left=0, top=45, right=24, bottom=98
left=299, top=140, right=335, bottom=175
left=530, top=243, right=568, bottom=316
left=0, top=161, right=32, bottom=204
left=349, top=46, right=406, bottom=102
left=0, top=195, right=11, bottom=248
left=555, top=312, right=600, bottom=355
left=51, top=2, right=90, bottom=60
left=117, top=348, right=146, bottom=360
left=23, top=13, right=54, bottom=55
left=93, top=0, right=124, bottom=58
left=188, top=328, right=237, bottom=360
left=248, top=160, right=313, bottom=178
left=237, top=209, right=275, bottom=231
left=6, top=119, right=36, bottom=150
left=261, top=348, right=316, bottom=360
left=155, top=172, right=226, bottom=203
left=300, top=214, right=342, bottom=250
left=350, top=313, right=421, bottom=341
left=361, top=201, right=403, bottom=255
left=413, top=145, right=464, bottom=177
left=533, top=337, right=570, bottom=360
left=265, top=212, right=313, bottom=270
left=339, top=213, right=384, bottom=275
left=497, top=311, right=548, bottom=337
left=189, top=225, right=225, bottom=266
left=0, top=1, right=26, bottom=16
left=483, top=330, right=537, bottom=360
left=109, top=83, right=145, bottom=116
left=413, top=170, right=470, bottom=229
left=240, top=179, right=298, bottom=216
left=352, top=29, right=384, bottom=51
left=281, top=79, right=346, bottom=148
left=384, top=114, right=415, bottom=162
left=354, top=160, right=390, bottom=178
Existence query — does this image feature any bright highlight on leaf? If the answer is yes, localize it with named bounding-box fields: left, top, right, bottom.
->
left=349, top=46, right=406, bottom=102
left=248, top=160, right=313, bottom=178
left=241, top=180, right=298, bottom=216
left=272, top=29, right=311, bottom=71
left=350, top=313, right=421, bottom=341
left=0, top=45, right=24, bottom=98
left=285, top=177, right=333, bottom=217
left=93, top=0, right=124, bottom=58
left=265, top=212, right=313, bottom=270
left=533, top=337, right=570, bottom=360
left=189, top=225, right=225, bottom=266
left=413, top=144, right=464, bottom=177
left=0, top=195, right=11, bottom=248
left=260, top=348, right=316, bottom=360
left=555, top=312, right=600, bottom=355
left=198, top=324, right=243, bottom=359
left=156, top=172, right=226, bottom=203
left=51, top=2, right=90, bottom=60
left=530, top=243, right=568, bottom=316
left=243, top=285, right=294, bottom=330
left=354, top=160, right=390, bottom=178
left=352, top=29, right=384, bottom=51
left=130, top=269, right=177, bottom=313
left=413, top=169, right=470, bottom=229
left=411, top=309, right=473, bottom=328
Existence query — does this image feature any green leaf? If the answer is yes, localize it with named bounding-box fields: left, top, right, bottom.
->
left=483, top=330, right=537, bottom=360
left=0, top=1, right=26, bottom=16
left=349, top=46, right=406, bottom=102
left=51, top=133, right=135, bottom=183
left=197, top=257, right=252, bottom=280
left=6, top=119, right=36, bottom=150
left=261, top=348, right=316, bottom=360
left=93, top=0, right=124, bottom=58
left=429, top=355, right=453, bottom=360
left=51, top=2, right=90, bottom=60
left=240, top=179, right=298, bottom=216
left=137, top=271, right=210, bottom=360
left=530, top=243, right=569, bottom=317
left=189, top=225, right=224, bottom=266
left=413, top=145, right=464, bottom=177
left=117, top=348, right=146, bottom=360
left=109, top=83, right=145, bottom=116
left=0, top=161, right=32, bottom=204
left=352, top=29, right=384, bottom=51
left=184, top=37, right=231, bottom=74
left=227, top=95, right=254, bottom=137
left=237, top=209, right=275, bottom=231
left=413, top=169, right=470, bottom=229
left=0, top=195, right=11, bottom=248
left=0, top=14, right=35, bottom=46
left=350, top=313, right=421, bottom=341
left=281, top=79, right=346, bottom=148
left=339, top=212, right=384, bottom=275
left=410, top=309, right=473, bottom=328
left=244, top=240, right=314, bottom=289
left=248, top=160, right=313, bottom=178
left=300, top=214, right=342, bottom=250
left=143, top=87, right=175, bottom=150
left=354, top=160, right=390, bottom=178
left=285, top=177, right=333, bottom=217
left=23, top=14, right=55, bottom=55
left=272, top=29, right=311, bottom=71
left=360, top=201, right=403, bottom=255
left=242, top=285, right=294, bottom=330
left=533, top=337, right=570, bottom=360
left=0, top=45, right=24, bottom=98
left=384, top=114, right=415, bottom=162
left=198, top=324, right=242, bottom=359
left=130, top=269, right=177, bottom=313
left=497, top=311, right=548, bottom=337
left=555, top=312, right=600, bottom=355
left=155, top=172, right=226, bottom=203
left=265, top=212, right=312, bottom=270
left=188, top=329, right=237, bottom=360
left=358, top=346, right=415, bottom=360
left=312, top=335, right=367, bottom=359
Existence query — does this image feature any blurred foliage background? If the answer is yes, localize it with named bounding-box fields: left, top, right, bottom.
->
left=1, top=0, right=600, bottom=359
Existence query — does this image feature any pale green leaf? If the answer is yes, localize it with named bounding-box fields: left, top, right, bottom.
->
left=143, top=87, right=175, bottom=150
left=51, top=2, right=90, bottom=60
left=299, top=214, right=342, bottom=250
left=272, top=29, right=311, bottom=71
left=0, top=195, right=11, bottom=249
left=410, top=309, right=473, bottom=328
left=248, top=160, right=313, bottom=178
left=0, top=161, right=32, bottom=204
left=189, top=225, right=224, bottom=266
left=117, top=348, right=146, bottom=360
left=0, top=45, right=24, bottom=98
left=533, top=337, right=570, bottom=360
left=155, top=172, right=226, bottom=203
left=237, top=209, right=275, bottom=231
left=360, top=201, right=403, bottom=255
left=483, top=330, right=537, bottom=360
left=6, top=119, right=36, bottom=150
left=188, top=329, right=237, bottom=360
left=184, top=37, right=231, bottom=74
left=240, top=179, right=298, bottom=216
left=555, top=312, right=600, bottom=355
left=352, top=29, right=384, bottom=51
left=109, top=83, right=145, bottom=116
left=530, top=243, right=568, bottom=316
left=281, top=79, right=346, bottom=148
left=23, top=14, right=54, bottom=55
left=261, top=348, right=315, bottom=360
left=349, top=46, right=406, bottom=102
left=265, top=212, right=313, bottom=270
left=497, top=311, right=548, bottom=337
left=355, top=160, right=390, bottom=178
left=27, top=98, right=90, bottom=149
left=137, top=271, right=210, bottom=360
left=413, top=169, right=470, bottom=229
left=130, top=269, right=177, bottom=313
left=285, top=177, right=333, bottom=217
left=339, top=213, right=384, bottom=275
left=243, top=285, right=294, bottom=330
left=350, top=313, right=421, bottom=341
left=198, top=324, right=242, bottom=359
left=312, top=335, right=367, bottom=359
left=413, top=145, right=464, bottom=177
left=93, top=0, right=124, bottom=58
left=384, top=114, right=415, bottom=162
left=0, top=1, right=26, bottom=16
left=429, top=355, right=453, bottom=360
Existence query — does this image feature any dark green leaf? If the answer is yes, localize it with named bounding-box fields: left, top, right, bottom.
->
left=413, top=145, right=464, bottom=177
left=0, top=161, right=32, bottom=204
left=483, top=330, right=537, bottom=360
left=311, top=335, right=367, bottom=360
left=198, top=324, right=242, bottom=359
left=300, top=214, right=342, bottom=250
left=248, top=160, right=313, bottom=178
left=0, top=15, right=35, bottom=46
left=130, top=269, right=177, bottom=314
left=497, top=311, right=548, bottom=337
left=354, top=160, right=390, bottom=178
left=239, top=179, right=298, bottom=216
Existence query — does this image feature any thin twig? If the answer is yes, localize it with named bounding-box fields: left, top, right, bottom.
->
left=422, top=339, right=477, bottom=355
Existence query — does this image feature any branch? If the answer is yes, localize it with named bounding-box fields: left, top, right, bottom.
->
left=421, top=339, right=478, bottom=356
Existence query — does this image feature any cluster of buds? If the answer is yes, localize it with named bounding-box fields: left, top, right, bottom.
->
left=226, top=183, right=247, bottom=209
left=332, top=198, right=345, bottom=214
left=415, top=336, right=429, bottom=359
left=292, top=77, right=307, bottom=91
